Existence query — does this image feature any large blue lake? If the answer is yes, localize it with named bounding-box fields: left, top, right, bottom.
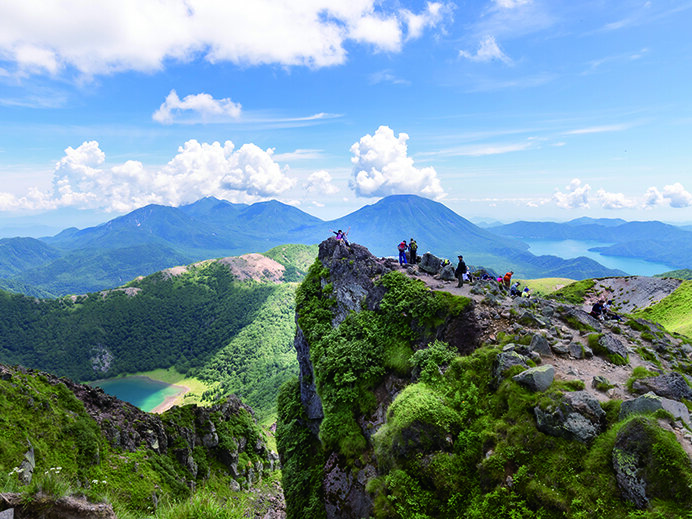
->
left=525, top=239, right=675, bottom=277
left=93, top=376, right=184, bottom=413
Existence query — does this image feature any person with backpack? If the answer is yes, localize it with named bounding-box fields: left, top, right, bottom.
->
left=455, top=255, right=467, bottom=287
left=409, top=238, right=418, bottom=264
left=510, top=281, right=521, bottom=297
left=397, top=240, right=408, bottom=265
left=503, top=271, right=513, bottom=290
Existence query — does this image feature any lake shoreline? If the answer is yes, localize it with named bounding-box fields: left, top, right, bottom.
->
left=92, top=374, right=190, bottom=413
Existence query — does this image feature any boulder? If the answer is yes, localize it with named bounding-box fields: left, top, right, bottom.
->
left=612, top=416, right=692, bottom=509
left=596, top=334, right=629, bottom=364
left=492, top=351, right=528, bottom=387
left=513, top=365, right=555, bottom=392
left=619, top=392, right=691, bottom=426
left=631, top=372, right=692, bottom=401
left=568, top=342, right=592, bottom=359
left=419, top=253, right=442, bottom=274
left=534, top=391, right=605, bottom=443
left=560, top=308, right=602, bottom=332
left=439, top=264, right=456, bottom=281
left=529, top=334, right=552, bottom=357
left=550, top=342, right=570, bottom=356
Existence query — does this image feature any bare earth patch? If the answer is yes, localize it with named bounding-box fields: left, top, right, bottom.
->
left=218, top=253, right=286, bottom=283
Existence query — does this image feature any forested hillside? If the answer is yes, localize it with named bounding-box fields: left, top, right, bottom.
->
left=0, top=244, right=317, bottom=419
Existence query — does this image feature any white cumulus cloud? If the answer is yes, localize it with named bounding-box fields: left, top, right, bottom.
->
left=459, top=35, right=512, bottom=64
left=552, top=178, right=590, bottom=209
left=662, top=182, right=692, bottom=208
left=304, top=170, right=339, bottom=195
left=0, top=139, right=295, bottom=212
left=0, top=1, right=449, bottom=78
left=350, top=125, right=445, bottom=199
left=153, top=90, right=242, bottom=124
left=595, top=189, right=637, bottom=210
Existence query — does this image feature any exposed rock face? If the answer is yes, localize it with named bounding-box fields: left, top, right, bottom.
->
left=535, top=391, right=605, bottom=443
left=631, top=372, right=692, bottom=401
left=319, top=238, right=390, bottom=326
left=1, top=493, right=117, bottom=518
left=294, top=324, right=323, bottom=436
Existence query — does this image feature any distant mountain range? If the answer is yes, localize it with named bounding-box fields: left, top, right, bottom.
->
left=0, top=195, right=637, bottom=296
left=489, top=217, right=692, bottom=270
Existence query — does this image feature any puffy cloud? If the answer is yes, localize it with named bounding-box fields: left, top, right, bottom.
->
left=552, top=178, right=590, bottom=209
left=662, top=182, right=692, bottom=208
left=595, top=189, right=637, bottom=210
left=0, top=139, right=295, bottom=212
left=459, top=35, right=512, bottom=64
left=153, top=90, right=242, bottom=124
left=642, top=186, right=664, bottom=208
left=0, top=1, right=448, bottom=77
left=350, top=125, right=445, bottom=199
left=304, top=170, right=339, bottom=195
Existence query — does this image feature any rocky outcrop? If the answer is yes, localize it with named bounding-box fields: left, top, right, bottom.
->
left=1, top=493, right=116, bottom=519
left=535, top=391, right=606, bottom=443
left=631, top=372, right=692, bottom=401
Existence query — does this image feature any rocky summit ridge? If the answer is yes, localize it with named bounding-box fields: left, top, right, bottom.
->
left=278, top=237, right=692, bottom=518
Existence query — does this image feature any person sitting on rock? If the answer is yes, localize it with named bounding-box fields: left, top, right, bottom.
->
left=603, top=300, right=622, bottom=321
left=590, top=300, right=605, bottom=320
left=510, top=281, right=521, bottom=297
left=521, top=286, right=531, bottom=298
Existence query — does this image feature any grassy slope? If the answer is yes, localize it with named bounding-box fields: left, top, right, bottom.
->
left=634, top=280, right=692, bottom=337
left=0, top=367, right=272, bottom=518
left=515, top=277, right=577, bottom=297
left=655, top=268, right=692, bottom=280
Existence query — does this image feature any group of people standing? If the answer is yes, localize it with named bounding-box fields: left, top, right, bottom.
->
left=397, top=238, right=418, bottom=265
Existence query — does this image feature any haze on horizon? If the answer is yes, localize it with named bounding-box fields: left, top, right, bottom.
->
left=1, top=0, right=692, bottom=232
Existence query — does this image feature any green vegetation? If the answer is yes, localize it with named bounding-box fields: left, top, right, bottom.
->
left=654, top=269, right=692, bottom=280
left=634, top=280, right=692, bottom=338
left=0, top=367, right=275, bottom=518
left=0, top=257, right=303, bottom=419
left=625, top=366, right=659, bottom=392
left=515, top=278, right=577, bottom=297
left=549, top=279, right=597, bottom=304
left=279, top=261, right=692, bottom=518
left=262, top=244, right=319, bottom=282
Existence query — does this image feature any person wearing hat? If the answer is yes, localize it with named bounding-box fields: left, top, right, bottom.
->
left=455, top=255, right=467, bottom=287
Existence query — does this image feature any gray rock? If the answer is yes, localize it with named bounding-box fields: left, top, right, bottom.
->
left=492, top=351, right=528, bottom=386
left=534, top=391, right=605, bottom=443
left=513, top=365, right=555, bottom=392
left=612, top=418, right=650, bottom=509
left=439, top=264, right=456, bottom=281
left=619, top=392, right=691, bottom=426
left=597, top=334, right=629, bottom=364
left=18, top=445, right=35, bottom=485
left=518, top=311, right=544, bottom=328
left=561, top=308, right=602, bottom=332
left=0, top=509, right=13, bottom=519
left=550, top=342, right=570, bottom=356
left=530, top=334, right=552, bottom=357
left=592, top=375, right=612, bottom=391
left=631, top=372, right=692, bottom=401
left=419, top=252, right=442, bottom=274
left=568, top=342, right=586, bottom=359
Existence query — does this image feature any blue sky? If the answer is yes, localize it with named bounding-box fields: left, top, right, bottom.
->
left=1, top=0, right=692, bottom=234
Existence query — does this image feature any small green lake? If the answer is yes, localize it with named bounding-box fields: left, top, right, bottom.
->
left=93, top=376, right=184, bottom=412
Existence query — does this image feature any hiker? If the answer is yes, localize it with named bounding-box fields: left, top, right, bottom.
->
left=590, top=300, right=605, bottom=320
left=603, top=300, right=622, bottom=321
left=510, top=281, right=521, bottom=297
left=503, top=271, right=513, bottom=290
left=409, top=238, right=418, bottom=264
left=521, top=286, right=531, bottom=298
left=332, top=228, right=350, bottom=246
left=455, top=255, right=467, bottom=287
left=397, top=240, right=408, bottom=265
